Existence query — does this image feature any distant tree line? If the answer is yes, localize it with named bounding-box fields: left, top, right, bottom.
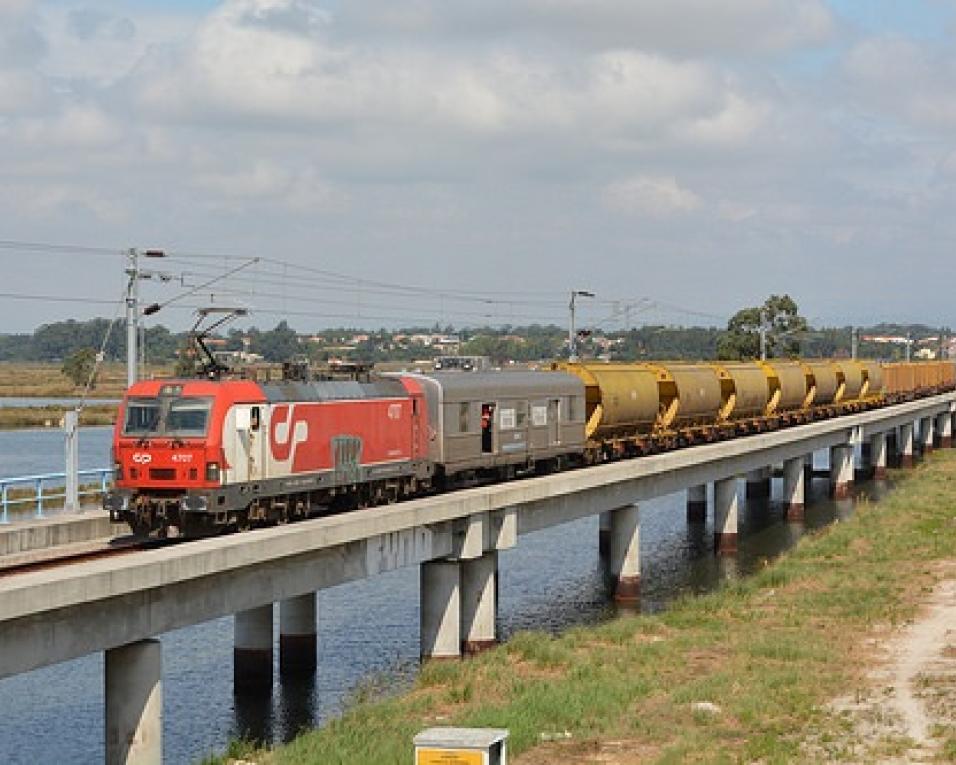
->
left=0, top=312, right=949, bottom=366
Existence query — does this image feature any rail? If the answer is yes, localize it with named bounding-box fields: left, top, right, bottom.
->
left=0, top=468, right=114, bottom=524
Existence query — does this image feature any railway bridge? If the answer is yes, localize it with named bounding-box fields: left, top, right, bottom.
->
left=0, top=392, right=954, bottom=763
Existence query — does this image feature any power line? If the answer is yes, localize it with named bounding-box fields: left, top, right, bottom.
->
left=0, top=239, right=121, bottom=257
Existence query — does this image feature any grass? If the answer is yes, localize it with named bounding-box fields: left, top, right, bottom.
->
left=204, top=451, right=956, bottom=765
left=0, top=404, right=116, bottom=430
left=0, top=362, right=172, bottom=400
left=0, top=361, right=172, bottom=430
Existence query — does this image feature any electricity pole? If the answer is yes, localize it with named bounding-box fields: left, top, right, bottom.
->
left=759, top=309, right=767, bottom=361
left=851, top=327, right=858, bottom=360
left=125, top=248, right=139, bottom=387
left=568, top=289, right=594, bottom=362
left=125, top=248, right=168, bottom=387
left=905, top=331, right=911, bottom=362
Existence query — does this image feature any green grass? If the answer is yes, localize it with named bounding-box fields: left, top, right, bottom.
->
left=0, top=404, right=116, bottom=430
left=204, top=451, right=956, bottom=765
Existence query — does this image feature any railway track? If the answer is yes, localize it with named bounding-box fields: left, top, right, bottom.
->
left=0, top=536, right=172, bottom=577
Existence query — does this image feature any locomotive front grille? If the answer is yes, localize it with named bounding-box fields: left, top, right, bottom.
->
left=149, top=468, right=177, bottom=481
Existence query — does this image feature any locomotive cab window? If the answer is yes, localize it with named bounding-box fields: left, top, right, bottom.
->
left=123, top=399, right=160, bottom=435
left=166, top=399, right=212, bottom=437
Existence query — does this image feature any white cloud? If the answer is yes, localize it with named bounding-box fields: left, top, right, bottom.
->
left=335, top=0, right=834, bottom=55
left=603, top=175, right=701, bottom=217
left=194, top=160, right=345, bottom=213
left=130, top=2, right=766, bottom=158
left=843, top=37, right=956, bottom=131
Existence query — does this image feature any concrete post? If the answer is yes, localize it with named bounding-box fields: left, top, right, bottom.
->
left=830, top=445, right=854, bottom=499
left=686, top=484, right=707, bottom=524
left=598, top=511, right=611, bottom=558
left=105, top=639, right=161, bottom=765
left=64, top=409, right=79, bottom=513
left=279, top=593, right=317, bottom=677
left=937, top=412, right=952, bottom=448
left=421, top=559, right=460, bottom=660
left=900, top=422, right=915, bottom=468
left=608, top=504, right=641, bottom=603
left=461, top=552, right=497, bottom=654
left=234, top=604, right=273, bottom=692
left=921, top=416, right=934, bottom=454
left=745, top=468, right=770, bottom=498
left=871, top=432, right=887, bottom=480
left=783, top=457, right=805, bottom=522
left=714, top=478, right=738, bottom=555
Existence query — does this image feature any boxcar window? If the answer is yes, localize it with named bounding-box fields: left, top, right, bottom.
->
left=566, top=395, right=577, bottom=422
left=123, top=399, right=160, bottom=435
left=458, top=402, right=470, bottom=433
left=499, top=407, right=516, bottom=430
left=166, top=399, right=212, bottom=437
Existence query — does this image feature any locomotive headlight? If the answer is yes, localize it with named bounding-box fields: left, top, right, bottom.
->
left=205, top=462, right=220, bottom=482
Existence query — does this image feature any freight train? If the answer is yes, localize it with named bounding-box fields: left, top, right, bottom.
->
left=104, top=359, right=955, bottom=538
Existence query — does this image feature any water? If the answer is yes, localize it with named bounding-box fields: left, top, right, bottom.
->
left=0, top=398, right=119, bottom=409
left=0, top=446, right=892, bottom=764
left=0, top=427, right=112, bottom=479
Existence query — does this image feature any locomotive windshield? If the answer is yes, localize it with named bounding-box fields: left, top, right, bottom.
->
left=122, top=396, right=212, bottom=437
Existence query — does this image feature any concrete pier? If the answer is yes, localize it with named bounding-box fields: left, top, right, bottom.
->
left=714, top=478, right=738, bottom=554
left=937, top=412, right=953, bottom=448
left=279, top=593, right=317, bottom=677
left=105, top=639, right=161, bottom=765
left=686, top=484, right=707, bottom=523
left=598, top=511, right=611, bottom=557
left=870, top=432, right=887, bottom=480
left=830, top=445, right=854, bottom=499
left=608, top=505, right=641, bottom=603
left=460, top=552, right=497, bottom=654
left=921, top=416, right=935, bottom=454
left=745, top=467, right=771, bottom=498
left=900, top=422, right=915, bottom=468
left=859, top=441, right=872, bottom=478
left=234, top=605, right=273, bottom=692
left=783, top=457, right=805, bottom=521
left=420, top=559, right=460, bottom=660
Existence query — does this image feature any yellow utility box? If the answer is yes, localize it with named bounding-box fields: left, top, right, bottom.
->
left=414, top=727, right=509, bottom=765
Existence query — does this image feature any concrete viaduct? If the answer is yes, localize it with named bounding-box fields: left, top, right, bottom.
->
left=1, top=392, right=954, bottom=764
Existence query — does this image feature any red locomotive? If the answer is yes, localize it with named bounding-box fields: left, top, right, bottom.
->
left=105, top=371, right=586, bottom=537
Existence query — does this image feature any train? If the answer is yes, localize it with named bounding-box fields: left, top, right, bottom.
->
left=104, top=359, right=955, bottom=538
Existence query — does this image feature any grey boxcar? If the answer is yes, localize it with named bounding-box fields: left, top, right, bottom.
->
left=401, top=371, right=586, bottom=479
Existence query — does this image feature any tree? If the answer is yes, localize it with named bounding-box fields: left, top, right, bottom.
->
left=251, top=321, right=300, bottom=362
left=717, top=294, right=808, bottom=360
left=61, top=347, right=98, bottom=388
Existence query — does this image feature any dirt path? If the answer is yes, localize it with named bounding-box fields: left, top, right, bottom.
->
left=816, top=573, right=956, bottom=763
left=514, top=574, right=956, bottom=765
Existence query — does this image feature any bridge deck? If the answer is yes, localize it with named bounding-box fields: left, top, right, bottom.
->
left=0, top=392, right=952, bottom=679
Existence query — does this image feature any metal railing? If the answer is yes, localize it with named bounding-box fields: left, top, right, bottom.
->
left=0, top=468, right=114, bottom=524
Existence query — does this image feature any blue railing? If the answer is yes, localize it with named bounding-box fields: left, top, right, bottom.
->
left=0, top=468, right=114, bottom=524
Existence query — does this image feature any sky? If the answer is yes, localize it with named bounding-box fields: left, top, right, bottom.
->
left=2, top=0, right=956, bottom=335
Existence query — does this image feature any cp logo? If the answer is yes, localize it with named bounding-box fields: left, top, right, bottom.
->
left=132, top=453, right=152, bottom=465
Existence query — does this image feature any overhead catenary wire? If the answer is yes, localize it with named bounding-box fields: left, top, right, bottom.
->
left=0, top=237, right=729, bottom=331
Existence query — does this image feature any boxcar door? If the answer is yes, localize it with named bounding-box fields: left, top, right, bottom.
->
left=549, top=398, right=560, bottom=445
